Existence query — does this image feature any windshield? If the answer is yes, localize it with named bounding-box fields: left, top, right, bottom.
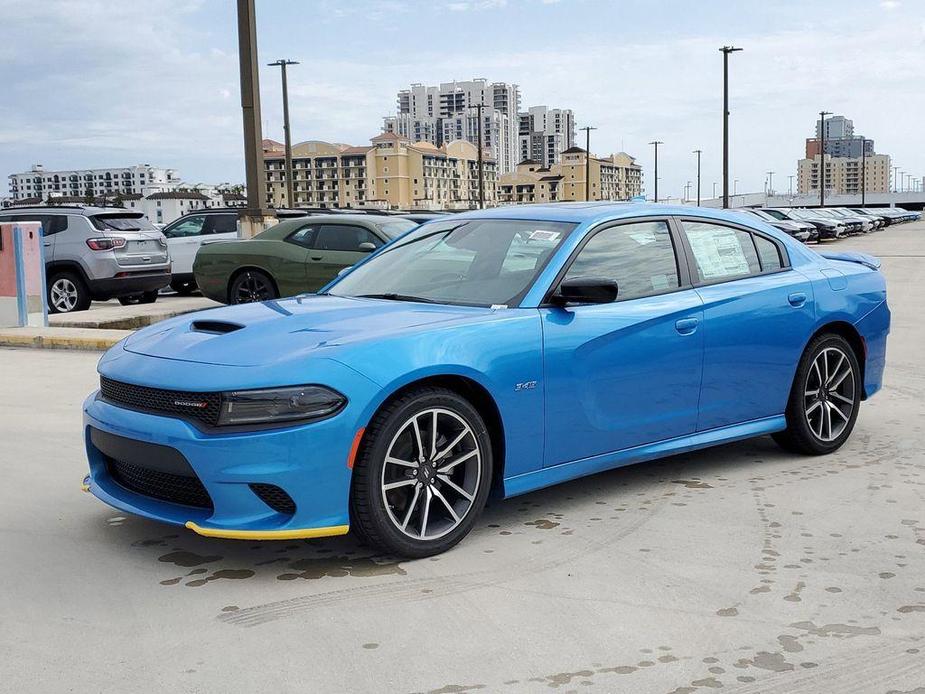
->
left=375, top=219, right=418, bottom=238
left=327, top=218, right=576, bottom=306
left=91, top=214, right=157, bottom=231
left=762, top=209, right=789, bottom=221
left=745, top=209, right=774, bottom=221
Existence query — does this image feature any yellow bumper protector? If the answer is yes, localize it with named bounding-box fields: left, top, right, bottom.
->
left=185, top=521, right=349, bottom=541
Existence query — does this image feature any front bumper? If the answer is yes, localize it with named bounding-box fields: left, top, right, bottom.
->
left=83, top=390, right=358, bottom=539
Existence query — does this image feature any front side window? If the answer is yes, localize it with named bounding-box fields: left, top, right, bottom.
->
left=328, top=219, right=576, bottom=306
left=563, top=221, right=679, bottom=301
left=684, top=221, right=761, bottom=281
left=163, top=215, right=206, bottom=238
left=315, top=225, right=382, bottom=252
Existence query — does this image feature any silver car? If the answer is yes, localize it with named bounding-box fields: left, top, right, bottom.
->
left=0, top=206, right=171, bottom=313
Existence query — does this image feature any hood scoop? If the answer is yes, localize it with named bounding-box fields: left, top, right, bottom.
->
left=190, top=320, right=244, bottom=335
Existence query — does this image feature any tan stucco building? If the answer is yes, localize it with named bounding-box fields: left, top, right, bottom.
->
left=264, top=134, right=496, bottom=210
left=797, top=153, right=890, bottom=196
left=498, top=147, right=642, bottom=204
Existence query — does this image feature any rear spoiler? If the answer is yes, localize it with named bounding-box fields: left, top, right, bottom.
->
left=818, top=250, right=881, bottom=271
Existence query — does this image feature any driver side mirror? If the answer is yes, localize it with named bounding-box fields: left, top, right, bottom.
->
left=358, top=242, right=377, bottom=252
left=552, top=277, right=618, bottom=305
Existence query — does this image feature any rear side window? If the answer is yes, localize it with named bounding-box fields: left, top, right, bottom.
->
left=564, top=221, right=680, bottom=301
left=315, top=225, right=382, bottom=252
left=753, top=234, right=782, bottom=271
left=682, top=221, right=760, bottom=282
left=1, top=214, right=67, bottom=235
left=286, top=224, right=317, bottom=249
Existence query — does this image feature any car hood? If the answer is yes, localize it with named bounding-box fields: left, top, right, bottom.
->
left=122, top=294, right=493, bottom=367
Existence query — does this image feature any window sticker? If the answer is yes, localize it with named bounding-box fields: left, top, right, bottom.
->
left=650, top=274, right=671, bottom=291
left=688, top=228, right=750, bottom=278
left=528, top=230, right=561, bottom=243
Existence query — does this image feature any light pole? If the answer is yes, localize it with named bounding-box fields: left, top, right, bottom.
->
left=892, top=166, right=899, bottom=193
left=819, top=111, right=831, bottom=208
left=733, top=179, right=738, bottom=196
left=788, top=174, right=794, bottom=197
left=897, top=169, right=904, bottom=193
left=468, top=99, right=486, bottom=209
left=236, top=0, right=271, bottom=235
left=268, top=58, right=299, bottom=208
left=720, top=45, right=743, bottom=208
left=649, top=140, right=663, bottom=202
left=684, top=181, right=692, bottom=203
left=712, top=181, right=717, bottom=199
left=579, top=125, right=597, bottom=201
left=692, top=149, right=702, bottom=205
left=860, top=138, right=868, bottom=207
left=766, top=170, right=774, bottom=196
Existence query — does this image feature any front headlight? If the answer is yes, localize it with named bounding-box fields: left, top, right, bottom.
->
left=217, top=385, right=346, bottom=426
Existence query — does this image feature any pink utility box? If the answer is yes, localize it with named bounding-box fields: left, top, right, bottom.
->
left=0, top=221, right=47, bottom=328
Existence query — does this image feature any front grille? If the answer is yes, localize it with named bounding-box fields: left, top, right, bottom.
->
left=249, top=483, right=297, bottom=515
left=107, top=458, right=213, bottom=509
left=100, top=376, right=222, bottom=427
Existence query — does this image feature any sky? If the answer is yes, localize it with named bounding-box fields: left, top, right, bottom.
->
left=1, top=0, right=923, bottom=200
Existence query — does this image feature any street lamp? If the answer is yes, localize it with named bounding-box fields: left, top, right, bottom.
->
left=712, top=181, right=717, bottom=199
left=579, top=125, right=597, bottom=201
left=468, top=99, right=486, bottom=209
left=788, top=174, right=795, bottom=197
left=684, top=180, right=692, bottom=203
left=892, top=166, right=899, bottom=193
left=649, top=141, right=663, bottom=202
left=720, top=45, right=743, bottom=208
left=860, top=138, right=868, bottom=207
left=766, top=170, right=774, bottom=196
left=733, top=178, right=738, bottom=196
left=819, top=111, right=831, bottom=208
left=692, top=149, right=702, bottom=205
left=268, top=58, right=299, bottom=208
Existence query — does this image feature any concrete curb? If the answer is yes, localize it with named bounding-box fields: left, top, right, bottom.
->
left=0, top=327, right=132, bottom=351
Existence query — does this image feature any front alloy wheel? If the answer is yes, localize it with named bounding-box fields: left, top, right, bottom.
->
left=351, top=387, right=492, bottom=557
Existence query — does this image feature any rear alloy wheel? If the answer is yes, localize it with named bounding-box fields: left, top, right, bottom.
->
left=229, top=270, right=277, bottom=305
left=47, top=272, right=91, bottom=313
left=351, top=387, right=493, bottom=557
left=773, top=334, right=861, bottom=455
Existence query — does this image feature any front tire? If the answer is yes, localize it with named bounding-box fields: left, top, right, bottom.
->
left=773, top=334, right=862, bottom=455
left=351, top=387, right=493, bottom=558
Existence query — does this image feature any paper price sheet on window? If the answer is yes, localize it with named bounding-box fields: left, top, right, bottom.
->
left=687, top=227, right=750, bottom=279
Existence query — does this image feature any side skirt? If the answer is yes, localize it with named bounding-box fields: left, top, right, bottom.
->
left=502, top=415, right=786, bottom=498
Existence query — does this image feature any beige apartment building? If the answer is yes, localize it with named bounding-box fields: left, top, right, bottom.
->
left=797, top=153, right=891, bottom=196
left=264, top=133, right=497, bottom=210
left=498, top=147, right=642, bottom=204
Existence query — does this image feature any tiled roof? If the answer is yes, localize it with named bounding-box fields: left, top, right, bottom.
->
left=147, top=190, right=210, bottom=200
left=562, top=146, right=587, bottom=154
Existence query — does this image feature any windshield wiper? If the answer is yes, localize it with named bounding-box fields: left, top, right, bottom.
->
left=355, top=293, right=438, bottom=304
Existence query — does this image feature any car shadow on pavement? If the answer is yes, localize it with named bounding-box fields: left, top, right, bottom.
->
left=92, top=434, right=794, bottom=595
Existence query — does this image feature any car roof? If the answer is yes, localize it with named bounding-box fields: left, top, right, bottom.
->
left=0, top=205, right=137, bottom=216
left=447, top=202, right=783, bottom=227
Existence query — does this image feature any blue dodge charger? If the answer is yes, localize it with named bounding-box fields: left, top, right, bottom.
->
left=82, top=203, right=890, bottom=557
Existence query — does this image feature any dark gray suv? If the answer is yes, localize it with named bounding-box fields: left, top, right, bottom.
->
left=0, top=206, right=171, bottom=313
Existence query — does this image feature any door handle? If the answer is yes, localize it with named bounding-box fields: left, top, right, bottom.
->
left=788, top=292, right=807, bottom=307
left=43, top=242, right=52, bottom=247
left=675, top=317, right=699, bottom=335
left=310, top=256, right=323, bottom=261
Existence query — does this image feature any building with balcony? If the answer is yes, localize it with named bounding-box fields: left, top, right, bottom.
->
left=498, top=148, right=642, bottom=205
left=797, top=114, right=889, bottom=195
left=264, top=133, right=497, bottom=211
left=7, top=163, right=180, bottom=201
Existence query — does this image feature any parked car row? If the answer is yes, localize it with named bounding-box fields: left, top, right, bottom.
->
left=0, top=205, right=443, bottom=312
left=738, top=206, right=919, bottom=244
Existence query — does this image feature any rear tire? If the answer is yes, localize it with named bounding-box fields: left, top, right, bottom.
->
left=118, top=290, right=158, bottom=306
left=773, top=334, right=862, bottom=455
left=170, top=279, right=197, bottom=296
left=229, top=270, right=277, bottom=305
left=47, top=271, right=91, bottom=314
left=350, top=387, right=493, bottom=558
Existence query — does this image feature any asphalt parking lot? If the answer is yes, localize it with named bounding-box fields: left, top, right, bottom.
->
left=2, top=222, right=924, bottom=694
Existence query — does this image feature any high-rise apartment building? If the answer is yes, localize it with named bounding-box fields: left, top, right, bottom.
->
left=383, top=79, right=521, bottom=174
left=797, top=114, right=889, bottom=195
left=8, top=163, right=179, bottom=201
left=518, top=106, right=575, bottom=167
